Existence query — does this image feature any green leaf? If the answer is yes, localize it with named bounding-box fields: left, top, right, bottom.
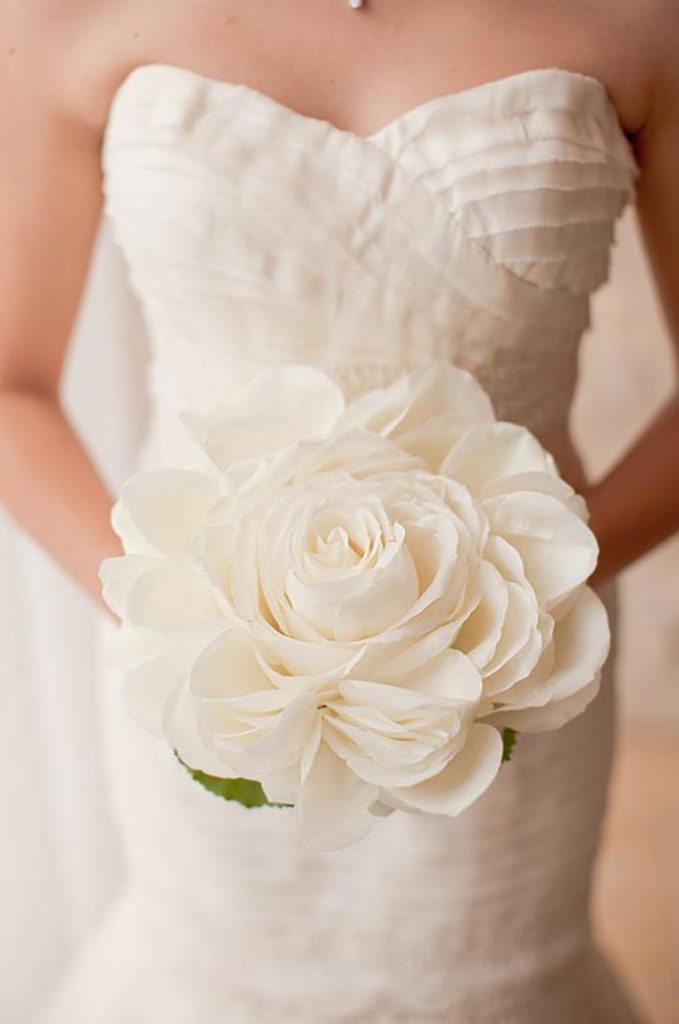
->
left=501, top=727, right=518, bottom=763
left=174, top=752, right=293, bottom=808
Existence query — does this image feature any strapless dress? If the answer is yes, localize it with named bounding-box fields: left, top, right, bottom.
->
left=34, top=64, right=643, bottom=1023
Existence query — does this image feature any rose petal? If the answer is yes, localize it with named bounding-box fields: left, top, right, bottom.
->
left=243, top=692, right=319, bottom=766
left=165, top=680, right=243, bottom=777
left=122, top=653, right=184, bottom=735
left=338, top=363, right=494, bottom=441
left=334, top=540, right=420, bottom=641
left=454, top=560, right=509, bottom=670
left=126, top=561, right=221, bottom=629
left=190, top=628, right=278, bottom=704
left=483, top=491, right=598, bottom=612
left=480, top=582, right=543, bottom=696
left=293, top=741, right=378, bottom=851
left=261, top=762, right=300, bottom=804
left=292, top=429, right=422, bottom=483
left=479, top=471, right=588, bottom=520
left=117, top=470, right=219, bottom=557
left=497, top=586, right=610, bottom=711
left=250, top=619, right=365, bottom=682
left=234, top=366, right=346, bottom=435
left=396, top=413, right=488, bottom=471
left=106, top=620, right=186, bottom=670
left=483, top=672, right=603, bottom=733
left=338, top=651, right=481, bottom=711
left=189, top=366, right=345, bottom=445
left=369, top=619, right=464, bottom=679
left=99, top=554, right=161, bottom=617
left=441, top=423, right=558, bottom=496
left=110, top=503, right=158, bottom=556
left=385, top=723, right=503, bottom=815
left=393, top=648, right=483, bottom=704
left=204, top=415, right=308, bottom=471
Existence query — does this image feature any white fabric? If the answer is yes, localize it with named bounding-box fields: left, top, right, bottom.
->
left=30, top=65, right=644, bottom=1022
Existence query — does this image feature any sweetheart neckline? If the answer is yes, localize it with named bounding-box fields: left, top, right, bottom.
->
left=101, top=61, right=638, bottom=332
left=103, top=61, right=635, bottom=159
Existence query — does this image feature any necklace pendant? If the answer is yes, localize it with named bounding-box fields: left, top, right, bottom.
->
left=347, top=0, right=365, bottom=8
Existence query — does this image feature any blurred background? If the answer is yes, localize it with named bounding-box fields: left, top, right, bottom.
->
left=0, top=205, right=677, bottom=1023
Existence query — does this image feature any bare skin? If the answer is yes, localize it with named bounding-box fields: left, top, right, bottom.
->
left=0, top=0, right=678, bottom=609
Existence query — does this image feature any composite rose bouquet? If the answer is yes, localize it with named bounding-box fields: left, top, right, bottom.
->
left=100, top=363, right=609, bottom=851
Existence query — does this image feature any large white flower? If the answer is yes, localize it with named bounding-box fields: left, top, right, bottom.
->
left=100, top=363, right=609, bottom=851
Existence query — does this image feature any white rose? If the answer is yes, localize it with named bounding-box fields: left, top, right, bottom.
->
left=101, top=363, right=609, bottom=851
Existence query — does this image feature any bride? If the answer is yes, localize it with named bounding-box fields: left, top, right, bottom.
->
left=2, top=1, right=678, bottom=1020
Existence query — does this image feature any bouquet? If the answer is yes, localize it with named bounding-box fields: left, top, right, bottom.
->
left=100, top=363, right=609, bottom=851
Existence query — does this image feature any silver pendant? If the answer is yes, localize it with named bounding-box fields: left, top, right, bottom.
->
left=347, top=0, right=365, bottom=8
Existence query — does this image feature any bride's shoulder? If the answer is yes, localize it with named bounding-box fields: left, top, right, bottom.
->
left=598, top=0, right=679, bottom=135
left=2, top=0, right=165, bottom=136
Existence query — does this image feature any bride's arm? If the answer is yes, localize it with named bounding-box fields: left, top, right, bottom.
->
left=586, top=51, right=679, bottom=585
left=0, top=51, right=120, bottom=608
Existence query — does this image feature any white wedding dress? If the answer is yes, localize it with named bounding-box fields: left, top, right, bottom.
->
left=34, top=65, right=644, bottom=1023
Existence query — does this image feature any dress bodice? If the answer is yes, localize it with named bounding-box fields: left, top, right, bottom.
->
left=101, top=64, right=638, bottom=475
